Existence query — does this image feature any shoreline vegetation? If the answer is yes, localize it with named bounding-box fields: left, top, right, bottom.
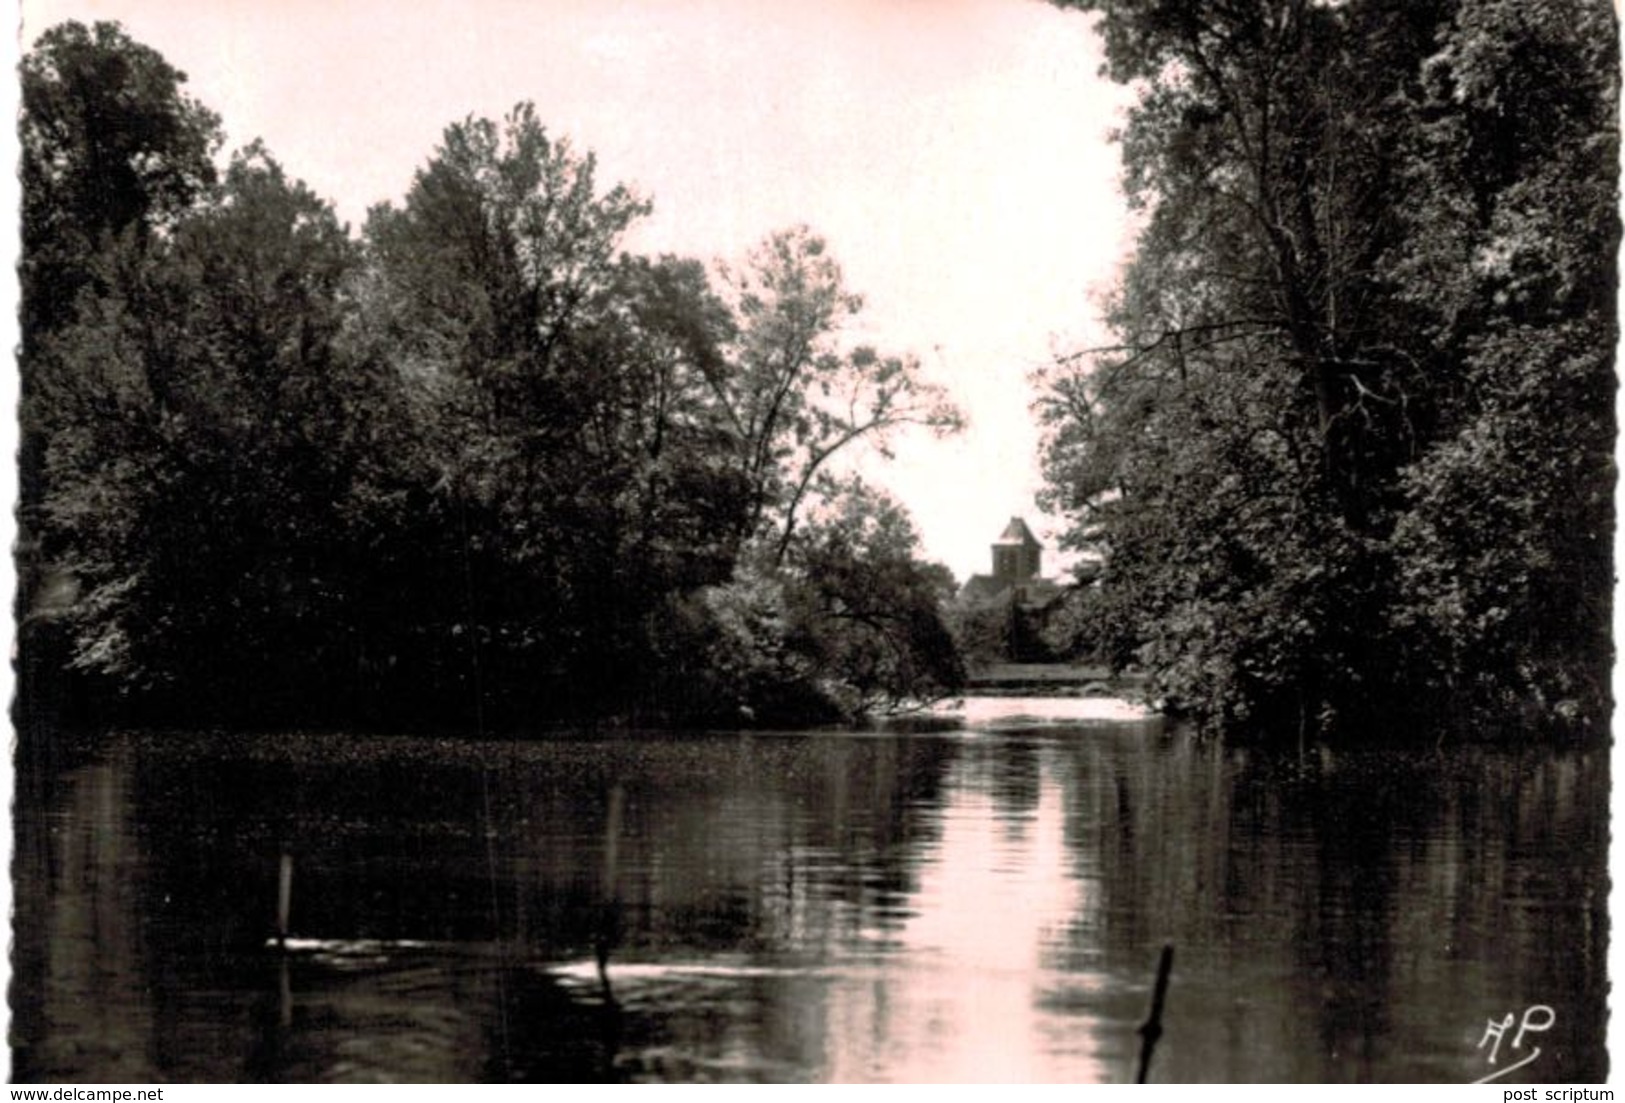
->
left=16, top=6, right=1617, bottom=749
left=1036, top=0, right=1615, bottom=744
left=17, top=21, right=967, bottom=741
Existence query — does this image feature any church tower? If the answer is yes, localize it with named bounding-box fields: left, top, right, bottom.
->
left=991, top=517, right=1042, bottom=584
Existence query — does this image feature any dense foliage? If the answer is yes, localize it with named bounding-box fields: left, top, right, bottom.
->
left=18, top=22, right=964, bottom=734
left=1038, top=0, right=1616, bottom=741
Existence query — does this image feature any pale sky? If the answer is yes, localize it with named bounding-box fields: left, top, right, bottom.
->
left=18, top=0, right=1135, bottom=582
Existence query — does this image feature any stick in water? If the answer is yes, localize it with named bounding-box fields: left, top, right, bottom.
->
left=276, top=853, right=294, bottom=948
left=595, top=785, right=624, bottom=1005
left=1136, top=944, right=1174, bottom=1084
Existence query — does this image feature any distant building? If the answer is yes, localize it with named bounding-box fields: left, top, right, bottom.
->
left=958, top=517, right=1063, bottom=609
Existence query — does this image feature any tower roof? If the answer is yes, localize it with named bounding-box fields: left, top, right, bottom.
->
left=993, top=516, right=1041, bottom=548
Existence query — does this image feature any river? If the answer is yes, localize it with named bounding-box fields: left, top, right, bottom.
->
left=10, top=700, right=1608, bottom=1082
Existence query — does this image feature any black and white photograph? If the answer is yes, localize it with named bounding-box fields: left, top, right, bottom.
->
left=8, top=0, right=1616, bottom=1085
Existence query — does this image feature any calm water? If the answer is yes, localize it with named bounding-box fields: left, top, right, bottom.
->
left=11, top=702, right=1609, bottom=1083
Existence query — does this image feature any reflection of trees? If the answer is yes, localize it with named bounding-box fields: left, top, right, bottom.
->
left=114, top=732, right=959, bottom=959
left=23, top=727, right=1602, bottom=1083
left=987, top=736, right=1042, bottom=838
left=1283, top=761, right=1434, bottom=1080
left=1375, top=747, right=1609, bottom=1084
left=13, top=748, right=154, bottom=1081
left=608, top=736, right=958, bottom=958
left=1277, top=748, right=1606, bottom=1083
left=14, top=731, right=960, bottom=1081
left=1051, top=735, right=1608, bottom=1083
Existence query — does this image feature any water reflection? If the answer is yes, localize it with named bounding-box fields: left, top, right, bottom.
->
left=11, top=715, right=1608, bottom=1083
left=823, top=736, right=1109, bottom=1082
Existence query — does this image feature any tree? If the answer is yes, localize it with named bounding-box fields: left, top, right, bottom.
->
left=18, top=22, right=225, bottom=725
left=1383, top=0, right=1617, bottom=734
left=648, top=228, right=969, bottom=722
left=352, top=103, right=755, bottom=720
left=1039, top=0, right=1616, bottom=740
left=17, top=26, right=972, bottom=731
left=657, top=478, right=964, bottom=724
left=713, top=226, right=963, bottom=566
left=1039, top=0, right=1415, bottom=733
left=20, top=20, right=222, bottom=341
left=783, top=478, right=964, bottom=715
left=35, top=146, right=362, bottom=721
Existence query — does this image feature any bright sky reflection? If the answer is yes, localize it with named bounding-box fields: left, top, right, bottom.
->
left=820, top=737, right=1109, bottom=1082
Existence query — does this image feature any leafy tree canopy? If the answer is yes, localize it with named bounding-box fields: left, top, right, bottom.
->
left=21, top=20, right=222, bottom=340
left=17, top=24, right=967, bottom=733
left=1040, top=0, right=1616, bottom=741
